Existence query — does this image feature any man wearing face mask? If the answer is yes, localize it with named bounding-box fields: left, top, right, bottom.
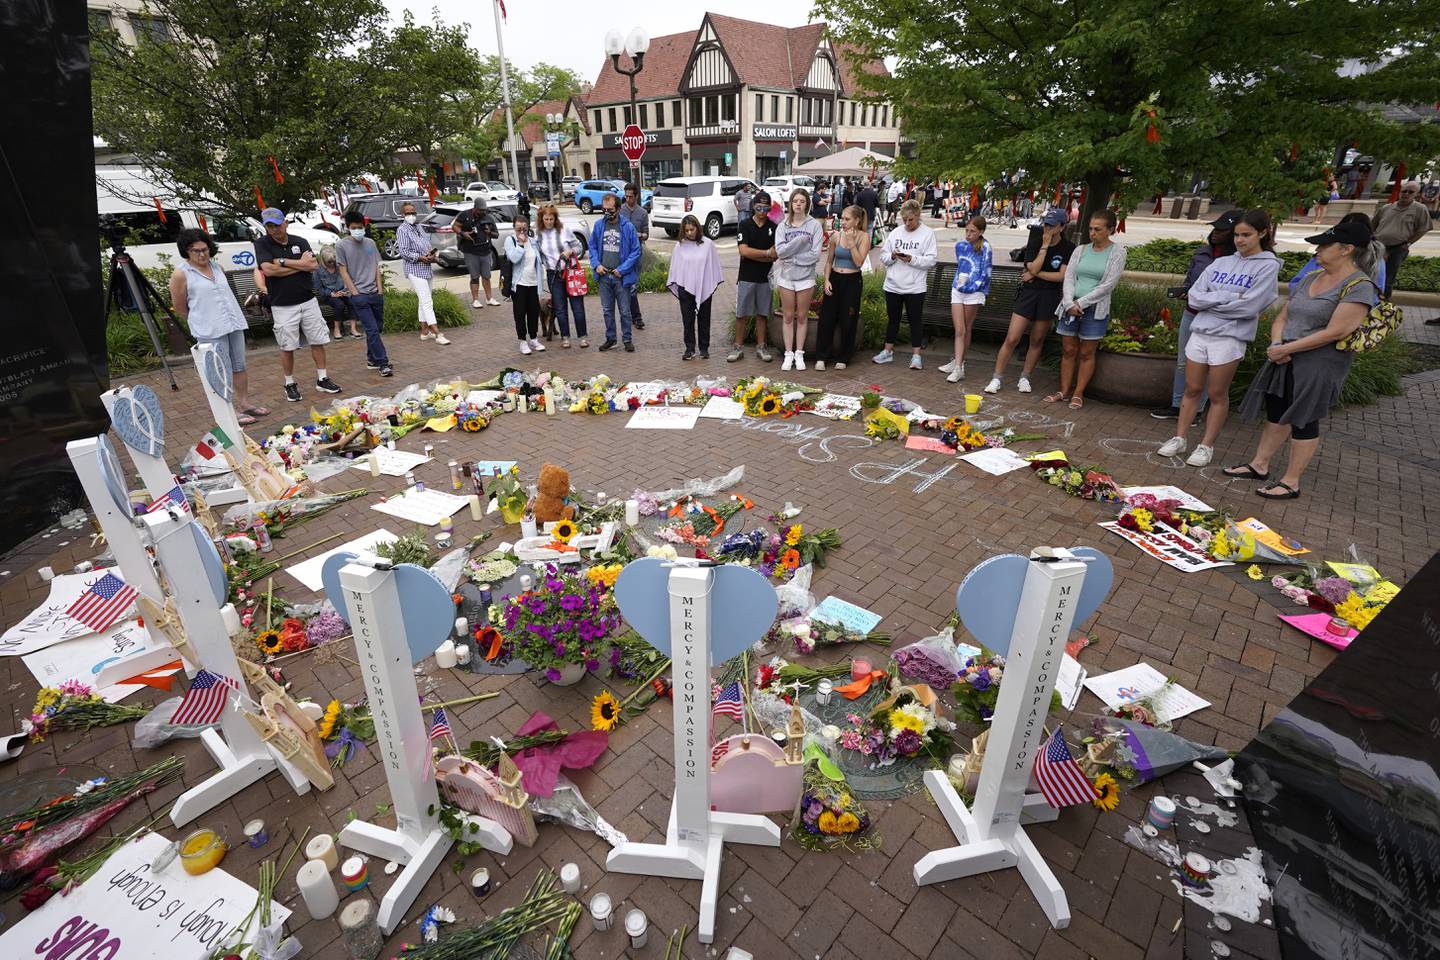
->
left=254, top=207, right=341, bottom=402
left=729, top=191, right=777, bottom=363
left=621, top=183, right=650, bottom=330
left=396, top=201, right=449, bottom=345
left=587, top=193, right=641, bottom=352
left=335, top=211, right=392, bottom=377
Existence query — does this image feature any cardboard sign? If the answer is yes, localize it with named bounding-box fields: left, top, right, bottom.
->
left=906, top=434, right=957, bottom=455
left=625, top=406, right=701, bottom=430
left=1120, top=485, right=1213, bottom=512
left=809, top=596, right=882, bottom=635
left=1099, top=521, right=1230, bottom=573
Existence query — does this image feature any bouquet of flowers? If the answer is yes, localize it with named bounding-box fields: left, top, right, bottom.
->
left=893, top=627, right=968, bottom=688
left=1081, top=716, right=1227, bottom=785
left=568, top=374, right=617, bottom=414
left=317, top=698, right=375, bottom=767
left=26, top=681, right=148, bottom=742
left=456, top=402, right=493, bottom=432
left=1269, top=562, right=1392, bottom=629
left=736, top=376, right=816, bottom=417
left=791, top=763, right=878, bottom=852
left=785, top=618, right=890, bottom=656
left=468, top=551, right=519, bottom=586
left=1030, top=459, right=1122, bottom=502
left=951, top=650, right=1063, bottom=725
left=939, top=417, right=989, bottom=452
left=498, top=565, right=622, bottom=682
left=838, top=686, right=954, bottom=766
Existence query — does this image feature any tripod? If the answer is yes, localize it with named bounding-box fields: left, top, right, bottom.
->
left=105, top=239, right=184, bottom=391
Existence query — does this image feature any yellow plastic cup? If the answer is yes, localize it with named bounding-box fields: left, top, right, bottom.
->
left=964, top=394, right=982, bottom=414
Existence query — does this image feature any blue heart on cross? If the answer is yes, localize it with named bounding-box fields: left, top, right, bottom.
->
left=320, top=551, right=454, bottom=664
left=613, top=558, right=778, bottom=663
left=110, top=386, right=166, bottom=456
left=954, top=547, right=1113, bottom=656
left=200, top=344, right=234, bottom=402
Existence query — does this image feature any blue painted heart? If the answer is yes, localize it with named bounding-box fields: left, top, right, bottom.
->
left=613, top=557, right=778, bottom=662
left=322, top=552, right=454, bottom=664
left=188, top=521, right=229, bottom=606
left=110, top=386, right=166, bottom=456
left=200, top=344, right=234, bottom=402
left=955, top=547, right=1113, bottom=656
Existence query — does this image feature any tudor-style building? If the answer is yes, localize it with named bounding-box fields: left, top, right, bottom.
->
left=560, top=14, right=904, bottom=187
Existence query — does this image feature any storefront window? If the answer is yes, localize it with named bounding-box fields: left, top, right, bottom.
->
left=757, top=156, right=785, bottom=181
left=641, top=158, right=683, bottom=186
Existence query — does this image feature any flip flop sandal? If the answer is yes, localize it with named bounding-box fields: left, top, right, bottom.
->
left=243, top=406, right=271, bottom=417
left=1043, top=391, right=1068, bottom=403
left=237, top=413, right=258, bottom=426
left=1223, top=463, right=1269, bottom=480
left=1256, top=481, right=1301, bottom=500
left=1069, top=396, right=1084, bottom=410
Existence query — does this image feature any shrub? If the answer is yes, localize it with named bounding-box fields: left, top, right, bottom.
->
left=382, top=288, right=469, bottom=331
left=106, top=311, right=162, bottom=375
left=1230, top=314, right=1411, bottom=407
left=1098, top=284, right=1181, bottom=354
left=1123, top=238, right=1438, bottom=292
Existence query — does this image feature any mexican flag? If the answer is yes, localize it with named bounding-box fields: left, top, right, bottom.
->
left=194, top=426, right=233, bottom=461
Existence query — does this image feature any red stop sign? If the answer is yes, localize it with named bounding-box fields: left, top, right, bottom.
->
left=619, top=124, right=647, bottom=163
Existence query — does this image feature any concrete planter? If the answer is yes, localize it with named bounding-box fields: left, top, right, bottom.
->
left=1088, top=351, right=1175, bottom=407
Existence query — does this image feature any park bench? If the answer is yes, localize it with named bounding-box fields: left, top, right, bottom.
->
left=920, top=261, right=1023, bottom=342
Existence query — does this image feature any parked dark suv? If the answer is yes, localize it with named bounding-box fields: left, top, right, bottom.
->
left=341, top=193, right=433, bottom=259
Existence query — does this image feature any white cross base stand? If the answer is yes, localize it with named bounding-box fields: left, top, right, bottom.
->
left=913, top=548, right=1089, bottom=929
left=605, top=565, right=781, bottom=944
left=335, top=561, right=511, bottom=934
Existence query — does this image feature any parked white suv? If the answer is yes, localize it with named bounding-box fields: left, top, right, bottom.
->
left=463, top=181, right=520, bottom=205
left=651, top=176, right=759, bottom=240
left=762, top=175, right=818, bottom=206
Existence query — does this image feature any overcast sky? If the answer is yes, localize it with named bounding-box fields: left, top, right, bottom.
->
left=382, top=0, right=823, bottom=81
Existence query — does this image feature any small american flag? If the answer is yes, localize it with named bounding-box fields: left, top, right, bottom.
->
left=144, top=483, right=190, bottom=514
left=1034, top=727, right=1098, bottom=808
left=171, top=669, right=240, bottom=725
left=429, top=706, right=452, bottom=742
left=65, top=572, right=137, bottom=633
left=712, top=681, right=743, bottom=721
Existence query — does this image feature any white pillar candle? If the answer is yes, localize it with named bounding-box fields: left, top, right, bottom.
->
left=468, top=494, right=482, bottom=521
left=297, top=860, right=339, bottom=919
left=38, top=566, right=54, bottom=582
left=434, top=640, right=458, bottom=669
left=454, top=616, right=468, bottom=638
left=589, top=892, right=613, bottom=931
left=625, top=499, right=640, bottom=526
left=455, top=644, right=471, bottom=665
left=625, top=908, right=648, bottom=948
left=815, top=679, right=833, bottom=705
left=543, top=386, right=556, bottom=416
left=305, top=834, right=340, bottom=871
left=520, top=517, right=538, bottom=539
left=368, top=451, right=381, bottom=478
left=219, top=603, right=242, bottom=637
left=559, top=862, right=581, bottom=894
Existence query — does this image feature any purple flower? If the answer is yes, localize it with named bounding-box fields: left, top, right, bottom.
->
left=545, top=576, right=565, bottom=593
left=526, top=596, right=547, bottom=615
left=545, top=667, right=562, bottom=682
left=1315, top=576, right=1354, bottom=605
left=893, top=729, right=923, bottom=754
left=971, top=667, right=993, bottom=692
left=586, top=658, right=600, bottom=671
left=978, top=704, right=993, bottom=721
left=559, top=594, right=583, bottom=613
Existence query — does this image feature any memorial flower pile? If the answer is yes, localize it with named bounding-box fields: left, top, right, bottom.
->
left=499, top=565, right=622, bottom=682
left=950, top=651, right=1064, bottom=725
left=26, top=681, right=149, bottom=742
left=1029, top=458, right=1123, bottom=501
left=736, top=376, right=815, bottom=417
left=785, top=617, right=891, bottom=656
left=792, top=765, right=878, bottom=852
left=838, top=686, right=954, bottom=766
left=1268, top=563, right=1394, bottom=630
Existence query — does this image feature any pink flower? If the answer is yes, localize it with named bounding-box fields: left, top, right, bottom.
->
left=1271, top=576, right=1289, bottom=590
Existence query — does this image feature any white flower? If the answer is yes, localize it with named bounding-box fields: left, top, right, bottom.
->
left=893, top=702, right=936, bottom=734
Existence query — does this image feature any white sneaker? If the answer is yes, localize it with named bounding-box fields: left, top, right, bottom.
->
left=781, top=351, right=795, bottom=371
left=873, top=349, right=894, bottom=364
left=835, top=362, right=846, bottom=369
left=983, top=377, right=1001, bottom=394
left=946, top=369, right=962, bottom=383
left=487, top=298, right=502, bottom=306
left=1017, top=376, right=1032, bottom=394
left=1157, top=436, right=1188, bottom=457
left=419, top=331, right=433, bottom=341
left=814, top=360, right=826, bottom=371
left=794, top=351, right=805, bottom=371
left=938, top=359, right=956, bottom=374
left=529, top=338, right=546, bottom=352
left=1187, top=444, right=1213, bottom=467
left=472, top=299, right=483, bottom=308
left=434, top=333, right=451, bottom=345
left=909, top=354, right=922, bottom=370
left=519, top=340, right=532, bottom=355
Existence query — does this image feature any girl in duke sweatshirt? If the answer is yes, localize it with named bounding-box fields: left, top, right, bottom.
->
left=1156, top=208, right=1281, bottom=467
left=873, top=200, right=937, bottom=369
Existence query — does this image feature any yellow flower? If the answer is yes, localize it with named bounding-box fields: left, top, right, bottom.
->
left=836, top=812, right=861, bottom=833
left=818, top=810, right=839, bottom=834
left=591, top=691, right=622, bottom=731
left=1245, top=564, right=1264, bottom=581
left=587, top=564, right=622, bottom=588
left=255, top=629, right=284, bottom=656
left=1334, top=592, right=1379, bottom=631
left=1092, top=773, right=1121, bottom=812
left=758, top=394, right=781, bottom=416
left=1212, top=528, right=1233, bottom=559
left=1131, top=508, right=1154, bottom=533
left=551, top=519, right=578, bottom=543
left=889, top=708, right=927, bottom=734
left=318, top=699, right=342, bottom=740
left=785, top=524, right=803, bottom=546
left=743, top=381, right=764, bottom=402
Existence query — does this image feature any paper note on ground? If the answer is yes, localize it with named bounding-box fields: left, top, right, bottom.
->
left=614, top=381, right=669, bottom=406
left=21, top=619, right=158, bottom=702
left=1328, top=561, right=1382, bottom=584
left=0, top=832, right=288, bottom=959
left=287, top=528, right=397, bottom=591
left=349, top=447, right=432, bottom=477
left=1279, top=611, right=1357, bottom=651
left=1120, top=485, right=1213, bottom=512
left=1027, top=449, right=1067, bottom=462
left=372, top=488, right=470, bottom=526
left=1083, top=662, right=1210, bottom=723
left=626, top=406, right=701, bottom=430
left=810, top=596, right=883, bottom=635
left=466, top=389, right=506, bottom=406
left=906, top=434, right=956, bottom=454
left=960, top=446, right=1030, bottom=476
left=1233, top=517, right=1308, bottom=557
left=0, top=572, right=120, bottom=655
left=808, top=394, right=862, bottom=420
left=1056, top=653, right=1087, bottom=711
left=699, top=395, right=745, bottom=420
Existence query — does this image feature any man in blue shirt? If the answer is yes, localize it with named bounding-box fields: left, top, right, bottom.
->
left=589, top=194, right=641, bottom=352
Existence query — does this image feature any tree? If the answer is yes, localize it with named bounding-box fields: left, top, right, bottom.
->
left=445, top=62, right=583, bottom=177
left=92, top=0, right=485, bottom=214
left=815, top=0, right=1440, bottom=226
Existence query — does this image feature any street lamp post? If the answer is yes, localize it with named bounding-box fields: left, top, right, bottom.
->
left=544, top=112, right=562, bottom=205
left=604, top=27, right=649, bottom=183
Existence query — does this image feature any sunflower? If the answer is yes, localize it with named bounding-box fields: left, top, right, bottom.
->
left=742, top=380, right=764, bottom=402
left=784, top=523, right=803, bottom=546
left=1091, top=773, right=1121, bottom=812
left=255, top=629, right=284, bottom=656
left=757, top=394, right=782, bottom=416
left=591, top=691, right=622, bottom=731
left=778, top=548, right=801, bottom=571
left=836, top=811, right=861, bottom=834
left=551, top=519, right=578, bottom=543
left=318, top=699, right=342, bottom=740
left=817, top=810, right=839, bottom=834
left=461, top=417, right=483, bottom=432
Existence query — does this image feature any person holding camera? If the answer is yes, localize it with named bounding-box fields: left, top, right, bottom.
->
left=454, top=197, right=502, bottom=308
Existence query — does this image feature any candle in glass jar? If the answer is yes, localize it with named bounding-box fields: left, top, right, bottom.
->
left=852, top=658, right=872, bottom=681
left=455, top=644, right=471, bottom=665
left=468, top=495, right=482, bottom=521
left=179, top=829, right=226, bottom=875
left=589, top=892, right=613, bottom=931
left=815, top=679, right=833, bottom=705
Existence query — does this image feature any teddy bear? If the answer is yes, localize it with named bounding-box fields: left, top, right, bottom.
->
left=532, top=463, right=574, bottom=524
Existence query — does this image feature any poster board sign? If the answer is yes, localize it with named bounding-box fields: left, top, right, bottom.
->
left=371, top=488, right=469, bottom=526
left=1279, top=611, right=1357, bottom=651
left=20, top=618, right=157, bottom=702
left=810, top=596, right=882, bottom=635
left=699, top=396, right=745, bottom=420
left=1098, top=521, right=1229, bottom=573
left=625, top=406, right=701, bottom=430
left=0, top=832, right=289, bottom=959
left=1119, top=485, right=1213, bottom=512
left=808, top=394, right=862, bottom=420
left=348, top=448, right=432, bottom=477
left=959, top=447, right=1030, bottom=476
left=287, top=529, right=397, bottom=591
left=906, top=435, right=957, bottom=455
left=1083, top=662, right=1210, bottom=722
left=0, top=572, right=130, bottom=655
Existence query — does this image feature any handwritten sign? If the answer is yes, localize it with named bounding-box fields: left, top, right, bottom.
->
left=1098, top=520, right=1230, bottom=574
left=809, top=596, right=882, bottom=635
left=698, top=396, right=745, bottom=420
left=0, top=832, right=288, bottom=959
left=21, top=619, right=152, bottom=702
left=1083, top=663, right=1210, bottom=722
left=614, top=381, right=669, bottom=406
left=1119, top=485, right=1213, bottom=512
left=959, top=446, right=1030, bottom=476
left=1279, top=611, right=1357, bottom=651
left=808, top=394, right=862, bottom=420
left=371, top=488, right=470, bottom=526
left=625, top=406, right=701, bottom=430
left=0, top=573, right=119, bottom=655
left=348, top=448, right=432, bottom=477
left=905, top=434, right=957, bottom=455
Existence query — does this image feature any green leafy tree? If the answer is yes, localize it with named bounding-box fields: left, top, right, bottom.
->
left=446, top=63, right=582, bottom=177
left=815, top=0, right=1440, bottom=224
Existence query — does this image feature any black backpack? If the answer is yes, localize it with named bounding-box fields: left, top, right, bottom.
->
left=498, top=250, right=514, bottom=299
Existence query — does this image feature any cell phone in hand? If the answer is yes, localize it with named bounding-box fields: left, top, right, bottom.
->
left=1166, top=287, right=1187, bottom=299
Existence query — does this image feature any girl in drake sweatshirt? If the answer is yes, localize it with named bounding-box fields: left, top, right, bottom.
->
left=874, top=200, right=938, bottom=369
left=1157, top=209, right=1281, bottom=467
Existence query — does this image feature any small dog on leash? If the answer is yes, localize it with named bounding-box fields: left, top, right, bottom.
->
left=539, top=296, right=557, bottom=340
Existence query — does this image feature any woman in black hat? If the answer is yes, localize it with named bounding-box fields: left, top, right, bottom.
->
left=1226, top=221, right=1378, bottom=499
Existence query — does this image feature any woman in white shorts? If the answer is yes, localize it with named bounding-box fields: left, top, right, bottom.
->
left=941, top=215, right=992, bottom=383
left=773, top=189, right=825, bottom=371
left=1157, top=209, right=1281, bottom=466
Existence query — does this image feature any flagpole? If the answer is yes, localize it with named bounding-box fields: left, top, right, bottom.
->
left=493, top=0, right=522, bottom=193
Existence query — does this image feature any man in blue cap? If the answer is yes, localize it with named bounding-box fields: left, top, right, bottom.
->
left=254, top=207, right=342, bottom=402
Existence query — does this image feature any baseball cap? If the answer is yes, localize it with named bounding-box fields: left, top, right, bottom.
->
left=260, top=207, right=286, bottom=225
left=1208, top=209, right=1242, bottom=229
left=1041, top=208, right=1069, bottom=226
left=1305, top=220, right=1372, bottom=247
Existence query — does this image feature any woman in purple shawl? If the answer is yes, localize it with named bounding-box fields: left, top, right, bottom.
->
left=667, top=214, right=724, bottom=360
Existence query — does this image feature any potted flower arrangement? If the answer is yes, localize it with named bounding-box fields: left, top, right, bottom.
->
left=488, top=466, right=529, bottom=525
left=498, top=565, right=622, bottom=684
left=1089, top=285, right=1181, bottom=407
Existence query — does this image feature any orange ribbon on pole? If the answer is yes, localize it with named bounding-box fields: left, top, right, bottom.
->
left=269, top=155, right=285, bottom=184
left=152, top=197, right=167, bottom=223
left=1145, top=110, right=1160, bottom=145
left=253, top=184, right=266, bottom=211
left=834, top=669, right=887, bottom=700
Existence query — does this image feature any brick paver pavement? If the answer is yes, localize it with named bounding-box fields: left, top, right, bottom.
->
left=1, top=293, right=1436, bottom=959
